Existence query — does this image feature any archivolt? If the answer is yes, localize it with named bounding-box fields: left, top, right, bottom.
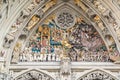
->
left=13, top=69, right=56, bottom=80
left=75, top=68, right=119, bottom=80
left=9, top=1, right=120, bottom=63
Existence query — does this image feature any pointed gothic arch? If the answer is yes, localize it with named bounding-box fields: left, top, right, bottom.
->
left=10, top=2, right=114, bottom=63
left=75, top=68, right=119, bottom=80
left=4, top=0, right=119, bottom=64
left=13, top=68, right=56, bottom=80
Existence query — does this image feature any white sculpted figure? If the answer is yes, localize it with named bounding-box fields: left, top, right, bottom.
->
left=60, top=58, right=71, bottom=75
left=60, top=58, right=71, bottom=80
left=12, top=41, right=22, bottom=63
left=40, top=54, right=43, bottom=61
left=48, top=53, right=51, bottom=61
left=52, top=53, right=56, bottom=61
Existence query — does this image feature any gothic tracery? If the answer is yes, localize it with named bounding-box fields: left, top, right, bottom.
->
left=0, top=0, right=120, bottom=80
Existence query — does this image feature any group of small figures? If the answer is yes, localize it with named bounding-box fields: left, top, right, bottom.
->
left=19, top=52, right=61, bottom=62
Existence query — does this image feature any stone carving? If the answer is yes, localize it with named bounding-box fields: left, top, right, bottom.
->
left=92, top=14, right=109, bottom=35
left=109, top=43, right=120, bottom=62
left=25, top=15, right=40, bottom=31
left=12, top=34, right=27, bottom=63
left=3, top=0, right=46, bottom=48
left=42, top=0, right=57, bottom=13
left=71, top=72, right=76, bottom=80
left=103, top=11, right=120, bottom=42
left=19, top=51, right=61, bottom=62
left=3, top=34, right=14, bottom=48
left=78, top=70, right=117, bottom=80
left=105, top=35, right=114, bottom=46
left=88, top=0, right=120, bottom=42
left=60, top=58, right=71, bottom=75
left=0, top=73, right=11, bottom=80
left=14, top=12, right=112, bottom=63
left=74, top=0, right=88, bottom=12
left=11, top=42, right=22, bottom=63
left=103, top=11, right=115, bottom=24
left=14, top=70, right=54, bottom=80
left=93, top=15, right=106, bottom=31
left=93, top=0, right=107, bottom=13
left=60, top=58, right=71, bottom=80
left=0, top=63, right=5, bottom=72
left=68, top=21, right=110, bottom=62
left=56, top=10, right=76, bottom=29
left=113, top=0, right=120, bottom=9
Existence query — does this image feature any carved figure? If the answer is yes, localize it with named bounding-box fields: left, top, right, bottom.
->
left=26, top=15, right=40, bottom=31
left=74, top=0, right=88, bottom=12
left=3, top=34, right=14, bottom=48
left=60, top=58, right=71, bottom=75
left=93, top=15, right=106, bottom=31
left=12, top=42, right=22, bottom=63
left=42, top=0, right=57, bottom=13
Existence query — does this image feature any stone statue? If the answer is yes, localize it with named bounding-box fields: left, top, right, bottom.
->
left=26, top=15, right=40, bottom=31
left=60, top=58, right=71, bottom=80
left=93, top=15, right=106, bottom=31
left=3, top=34, right=14, bottom=48
left=74, top=0, right=88, bottom=12
left=42, top=0, right=57, bottom=13
left=11, top=42, right=22, bottom=63
left=94, top=1, right=106, bottom=13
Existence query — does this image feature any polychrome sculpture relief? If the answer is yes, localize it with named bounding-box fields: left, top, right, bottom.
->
left=25, top=15, right=40, bottom=31
left=3, top=0, right=49, bottom=48
left=11, top=10, right=116, bottom=63
left=87, top=0, right=120, bottom=42
left=42, top=0, right=57, bottom=13
left=74, top=0, right=89, bottom=12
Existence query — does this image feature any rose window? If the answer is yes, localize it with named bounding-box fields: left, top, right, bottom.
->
left=56, top=11, right=75, bottom=29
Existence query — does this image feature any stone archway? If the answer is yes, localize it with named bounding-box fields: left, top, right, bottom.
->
left=75, top=69, right=119, bottom=80
left=13, top=69, right=56, bottom=80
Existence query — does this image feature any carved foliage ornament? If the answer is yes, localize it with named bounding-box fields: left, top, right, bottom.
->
left=14, top=70, right=54, bottom=80
left=78, top=70, right=116, bottom=80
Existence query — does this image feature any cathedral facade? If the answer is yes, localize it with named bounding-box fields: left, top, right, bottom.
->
left=0, top=0, right=120, bottom=80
